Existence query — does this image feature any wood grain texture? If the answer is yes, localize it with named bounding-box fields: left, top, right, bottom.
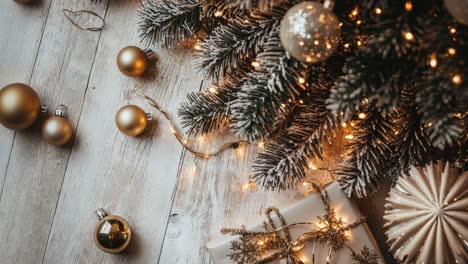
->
left=42, top=1, right=203, bottom=263
left=0, top=1, right=395, bottom=263
left=0, top=0, right=52, bottom=202
left=0, top=0, right=107, bottom=263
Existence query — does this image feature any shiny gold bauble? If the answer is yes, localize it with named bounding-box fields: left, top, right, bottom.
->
left=42, top=116, right=73, bottom=146
left=115, top=105, right=148, bottom=136
left=0, top=83, right=41, bottom=129
left=116, top=46, right=149, bottom=77
left=94, top=209, right=132, bottom=254
left=280, top=1, right=341, bottom=63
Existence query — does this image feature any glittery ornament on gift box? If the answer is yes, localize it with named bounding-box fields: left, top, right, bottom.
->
left=384, top=162, right=468, bottom=263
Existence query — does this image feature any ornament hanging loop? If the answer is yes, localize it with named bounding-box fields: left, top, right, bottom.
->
left=62, top=9, right=106, bottom=32
left=95, top=208, right=108, bottom=220
left=55, top=104, right=67, bottom=117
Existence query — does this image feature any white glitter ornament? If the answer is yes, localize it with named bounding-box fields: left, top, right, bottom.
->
left=280, top=1, right=341, bottom=63
left=384, top=162, right=468, bottom=263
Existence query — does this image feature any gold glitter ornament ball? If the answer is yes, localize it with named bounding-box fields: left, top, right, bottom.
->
left=280, top=1, right=341, bottom=63
left=0, top=83, right=42, bottom=129
left=116, top=46, right=149, bottom=77
left=115, top=105, right=149, bottom=136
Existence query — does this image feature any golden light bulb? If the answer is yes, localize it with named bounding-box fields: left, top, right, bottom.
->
left=448, top=48, right=456, bottom=55
left=308, top=163, right=317, bottom=170
left=194, top=44, right=202, bottom=50
left=258, top=141, right=265, bottom=148
left=449, top=27, right=456, bottom=34
left=374, top=8, right=382, bottom=15
left=298, top=77, right=305, bottom=84
left=452, top=74, right=462, bottom=85
left=345, top=134, right=354, bottom=140
left=429, top=55, right=437, bottom=68
left=214, top=11, right=222, bottom=17
left=405, top=1, right=413, bottom=11
left=209, top=86, right=217, bottom=94
left=404, top=32, right=414, bottom=41
left=299, top=99, right=304, bottom=104
left=251, top=61, right=260, bottom=68
left=358, top=112, right=366, bottom=119
left=356, top=20, right=362, bottom=25
left=341, top=122, right=347, bottom=128
left=350, top=7, right=359, bottom=17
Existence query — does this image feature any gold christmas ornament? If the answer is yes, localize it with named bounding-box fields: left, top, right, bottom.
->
left=42, top=105, right=73, bottom=146
left=280, top=1, right=341, bottom=63
left=115, top=105, right=152, bottom=136
left=384, top=162, right=468, bottom=263
left=94, top=208, right=132, bottom=254
left=0, top=83, right=45, bottom=130
left=116, top=46, right=153, bottom=77
left=444, top=0, right=468, bottom=25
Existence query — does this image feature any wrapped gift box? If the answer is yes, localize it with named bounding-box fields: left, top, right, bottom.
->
left=207, top=182, right=385, bottom=264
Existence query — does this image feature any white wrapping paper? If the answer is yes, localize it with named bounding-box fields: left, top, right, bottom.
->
left=207, top=182, right=385, bottom=264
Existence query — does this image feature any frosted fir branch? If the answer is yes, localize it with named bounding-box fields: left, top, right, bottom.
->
left=230, top=31, right=308, bottom=140
left=195, top=5, right=287, bottom=79
left=253, top=91, right=336, bottom=190
left=337, top=109, right=394, bottom=198
left=327, top=55, right=407, bottom=119
left=138, top=0, right=202, bottom=47
left=178, top=77, right=245, bottom=135
left=385, top=103, right=433, bottom=182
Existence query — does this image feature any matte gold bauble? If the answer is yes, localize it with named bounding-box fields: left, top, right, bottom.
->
left=115, top=105, right=149, bottom=136
left=280, top=1, right=341, bottom=63
left=42, top=106, right=73, bottom=146
left=94, top=209, right=132, bottom=254
left=116, top=46, right=150, bottom=77
left=0, top=83, right=41, bottom=129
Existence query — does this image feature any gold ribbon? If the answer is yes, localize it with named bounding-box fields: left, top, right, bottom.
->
left=221, top=183, right=368, bottom=264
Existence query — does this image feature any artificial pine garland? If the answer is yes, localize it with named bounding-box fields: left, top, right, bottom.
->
left=138, top=0, right=467, bottom=197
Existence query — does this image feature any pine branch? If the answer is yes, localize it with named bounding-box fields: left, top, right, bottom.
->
left=178, top=77, right=243, bottom=135
left=231, top=31, right=308, bottom=140
left=252, top=90, right=336, bottom=190
left=138, top=0, right=202, bottom=48
left=337, top=108, right=394, bottom=198
left=385, top=91, right=434, bottom=182
left=195, top=5, right=287, bottom=79
left=327, top=55, right=409, bottom=119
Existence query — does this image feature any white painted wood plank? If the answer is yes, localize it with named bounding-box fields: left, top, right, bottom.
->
left=0, top=1, right=108, bottom=263
left=0, top=0, right=51, bottom=200
left=42, top=1, right=204, bottom=263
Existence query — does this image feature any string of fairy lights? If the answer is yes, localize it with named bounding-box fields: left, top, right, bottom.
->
left=148, top=1, right=465, bottom=192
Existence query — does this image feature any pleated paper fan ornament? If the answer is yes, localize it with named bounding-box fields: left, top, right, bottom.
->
left=384, top=161, right=468, bottom=264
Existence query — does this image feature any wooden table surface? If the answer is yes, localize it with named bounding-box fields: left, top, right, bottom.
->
left=0, top=1, right=395, bottom=263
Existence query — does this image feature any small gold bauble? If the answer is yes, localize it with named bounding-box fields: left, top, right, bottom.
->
left=0, top=83, right=41, bottom=129
left=280, top=1, right=341, bottom=63
left=116, top=46, right=150, bottom=77
left=115, top=105, right=149, bottom=136
left=42, top=115, right=73, bottom=146
left=94, top=209, right=132, bottom=254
